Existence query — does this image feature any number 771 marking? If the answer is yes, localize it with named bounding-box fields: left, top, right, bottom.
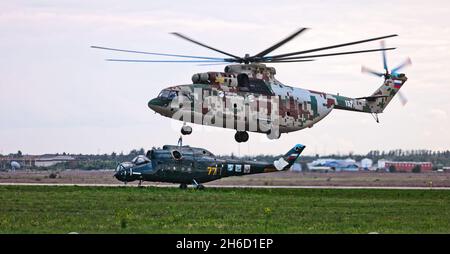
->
left=207, top=166, right=218, bottom=175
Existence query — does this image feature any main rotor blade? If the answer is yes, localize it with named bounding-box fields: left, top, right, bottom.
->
left=380, top=41, right=388, bottom=72
left=171, top=32, right=241, bottom=60
left=197, top=63, right=231, bottom=66
left=263, top=59, right=315, bottom=63
left=91, top=46, right=227, bottom=60
left=106, top=59, right=229, bottom=63
left=252, top=28, right=308, bottom=58
left=265, top=47, right=395, bottom=61
left=361, top=66, right=384, bottom=77
left=391, top=57, right=412, bottom=74
left=267, top=34, right=398, bottom=59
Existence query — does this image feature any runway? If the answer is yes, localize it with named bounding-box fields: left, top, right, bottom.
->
left=1, top=182, right=449, bottom=190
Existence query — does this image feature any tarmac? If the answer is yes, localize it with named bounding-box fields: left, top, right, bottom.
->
left=1, top=182, right=449, bottom=190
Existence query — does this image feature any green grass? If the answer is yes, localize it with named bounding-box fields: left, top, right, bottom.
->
left=0, top=185, right=449, bottom=233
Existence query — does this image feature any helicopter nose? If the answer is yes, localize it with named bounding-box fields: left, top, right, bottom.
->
left=115, top=168, right=131, bottom=182
left=148, top=98, right=164, bottom=111
left=114, top=170, right=123, bottom=181
left=148, top=98, right=173, bottom=117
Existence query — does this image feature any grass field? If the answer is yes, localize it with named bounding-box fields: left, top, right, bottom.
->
left=0, top=185, right=449, bottom=233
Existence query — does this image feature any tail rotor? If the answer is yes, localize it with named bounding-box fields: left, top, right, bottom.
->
left=361, top=41, right=411, bottom=106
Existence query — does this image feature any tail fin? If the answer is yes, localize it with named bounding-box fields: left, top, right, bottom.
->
left=273, top=144, right=306, bottom=171
left=358, top=45, right=411, bottom=113
left=365, top=74, right=407, bottom=113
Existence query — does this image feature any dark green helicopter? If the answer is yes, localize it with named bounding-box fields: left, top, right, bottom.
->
left=115, top=143, right=305, bottom=189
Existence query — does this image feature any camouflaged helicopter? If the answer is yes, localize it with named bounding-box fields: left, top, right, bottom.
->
left=114, top=143, right=305, bottom=189
left=92, top=28, right=411, bottom=143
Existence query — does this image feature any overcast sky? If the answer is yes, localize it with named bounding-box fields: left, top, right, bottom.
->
left=1, top=0, right=449, bottom=156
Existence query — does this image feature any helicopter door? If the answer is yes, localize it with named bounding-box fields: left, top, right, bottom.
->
left=237, top=74, right=250, bottom=92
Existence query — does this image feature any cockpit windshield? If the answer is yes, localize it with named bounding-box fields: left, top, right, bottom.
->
left=131, top=155, right=151, bottom=165
left=115, top=162, right=133, bottom=172
left=158, top=89, right=178, bottom=99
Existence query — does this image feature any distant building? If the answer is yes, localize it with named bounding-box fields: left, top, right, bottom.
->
left=0, top=155, right=36, bottom=169
left=384, top=161, right=433, bottom=172
left=377, top=159, right=387, bottom=170
left=360, top=158, right=373, bottom=170
left=307, top=158, right=359, bottom=172
left=34, top=155, right=75, bottom=167
left=290, top=162, right=302, bottom=172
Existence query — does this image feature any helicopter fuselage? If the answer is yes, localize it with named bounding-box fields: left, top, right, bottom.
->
left=148, top=64, right=407, bottom=140
left=114, top=144, right=305, bottom=187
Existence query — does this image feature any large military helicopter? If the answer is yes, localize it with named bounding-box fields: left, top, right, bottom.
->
left=114, top=143, right=305, bottom=189
left=92, top=28, right=411, bottom=143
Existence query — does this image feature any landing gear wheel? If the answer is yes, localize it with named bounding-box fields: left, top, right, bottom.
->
left=234, top=131, right=249, bottom=143
left=266, top=128, right=281, bottom=140
left=196, top=184, right=205, bottom=190
left=181, top=125, right=192, bottom=135
left=179, top=183, right=188, bottom=189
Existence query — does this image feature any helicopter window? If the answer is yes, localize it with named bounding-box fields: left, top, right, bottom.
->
left=247, top=79, right=272, bottom=95
left=237, top=74, right=250, bottom=91
left=237, top=74, right=271, bottom=94
left=131, top=155, right=150, bottom=165
left=158, top=90, right=178, bottom=99
left=158, top=90, right=170, bottom=98
left=146, top=150, right=154, bottom=159
left=168, top=91, right=178, bottom=99
left=172, top=150, right=183, bottom=160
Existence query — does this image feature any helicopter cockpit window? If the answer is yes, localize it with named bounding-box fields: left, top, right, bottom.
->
left=131, top=155, right=150, bottom=165
left=146, top=150, right=154, bottom=159
left=237, top=74, right=250, bottom=91
left=116, top=162, right=133, bottom=172
left=158, top=90, right=178, bottom=99
left=172, top=150, right=183, bottom=160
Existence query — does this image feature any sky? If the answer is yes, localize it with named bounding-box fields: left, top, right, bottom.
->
left=0, top=0, right=449, bottom=156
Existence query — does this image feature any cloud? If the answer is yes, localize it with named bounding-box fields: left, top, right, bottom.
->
left=1, top=0, right=450, bottom=155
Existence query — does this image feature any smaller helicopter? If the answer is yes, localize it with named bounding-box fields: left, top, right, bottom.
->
left=114, top=143, right=305, bottom=189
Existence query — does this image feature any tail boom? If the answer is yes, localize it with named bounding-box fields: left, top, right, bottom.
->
left=331, top=74, right=407, bottom=114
